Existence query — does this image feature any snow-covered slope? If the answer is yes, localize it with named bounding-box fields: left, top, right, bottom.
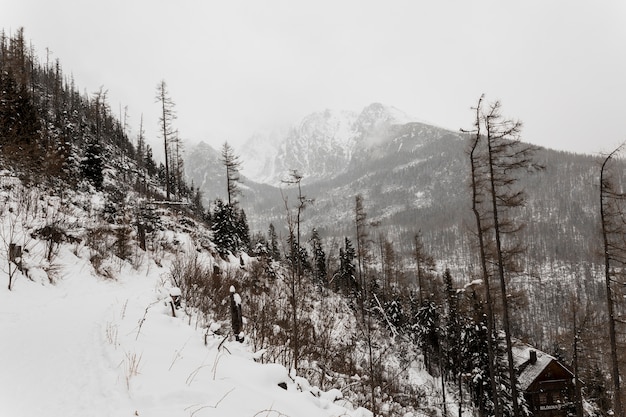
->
left=0, top=247, right=373, bottom=417
left=0, top=177, right=374, bottom=417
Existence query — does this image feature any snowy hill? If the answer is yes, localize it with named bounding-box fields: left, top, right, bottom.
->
left=0, top=255, right=377, bottom=417
left=0, top=182, right=377, bottom=417
left=0, top=168, right=448, bottom=417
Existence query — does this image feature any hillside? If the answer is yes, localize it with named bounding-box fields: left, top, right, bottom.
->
left=0, top=229, right=375, bottom=417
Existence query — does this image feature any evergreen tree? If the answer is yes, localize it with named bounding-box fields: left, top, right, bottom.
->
left=286, top=230, right=311, bottom=273
left=463, top=313, right=493, bottom=415
left=210, top=199, right=250, bottom=256
left=443, top=268, right=461, bottom=373
left=236, top=208, right=251, bottom=252
left=413, top=300, right=440, bottom=374
left=310, top=228, right=327, bottom=287
left=211, top=198, right=239, bottom=256
left=144, top=145, right=157, bottom=177
left=268, top=223, right=281, bottom=261
left=337, top=237, right=357, bottom=297
left=384, top=297, right=406, bottom=334
left=81, top=140, right=104, bottom=189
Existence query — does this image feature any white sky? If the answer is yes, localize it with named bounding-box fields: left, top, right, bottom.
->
left=2, top=0, right=626, bottom=157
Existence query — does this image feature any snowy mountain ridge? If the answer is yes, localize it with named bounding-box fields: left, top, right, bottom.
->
left=240, top=103, right=416, bottom=185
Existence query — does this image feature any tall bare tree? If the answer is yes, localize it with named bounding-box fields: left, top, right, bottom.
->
left=281, top=169, right=311, bottom=370
left=354, top=194, right=377, bottom=415
left=221, top=141, right=242, bottom=206
left=600, top=144, right=626, bottom=416
left=466, top=96, right=540, bottom=417
left=464, top=94, right=502, bottom=417
left=413, top=231, right=435, bottom=306
left=155, top=80, right=176, bottom=200
left=172, top=129, right=184, bottom=201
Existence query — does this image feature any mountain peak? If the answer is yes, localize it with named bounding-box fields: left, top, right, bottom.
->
left=354, top=103, right=414, bottom=135
left=237, top=103, right=420, bottom=185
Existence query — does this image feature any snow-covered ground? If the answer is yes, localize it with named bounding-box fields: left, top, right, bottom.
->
left=0, top=245, right=372, bottom=417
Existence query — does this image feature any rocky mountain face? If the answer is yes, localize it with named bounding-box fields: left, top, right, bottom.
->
left=186, top=103, right=604, bottom=272
left=240, top=103, right=415, bottom=185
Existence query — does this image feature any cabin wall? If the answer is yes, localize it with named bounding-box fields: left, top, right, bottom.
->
left=524, top=362, right=575, bottom=417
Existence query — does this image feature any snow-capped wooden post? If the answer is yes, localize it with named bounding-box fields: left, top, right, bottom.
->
left=168, top=287, right=182, bottom=317
left=230, top=285, right=244, bottom=342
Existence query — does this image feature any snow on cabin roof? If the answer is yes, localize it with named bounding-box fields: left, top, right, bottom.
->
left=512, top=341, right=569, bottom=391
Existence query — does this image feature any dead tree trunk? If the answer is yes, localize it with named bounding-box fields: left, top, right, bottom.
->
left=600, top=146, right=624, bottom=417
left=465, top=94, right=501, bottom=417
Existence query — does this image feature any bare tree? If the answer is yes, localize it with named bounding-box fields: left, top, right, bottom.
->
left=0, top=182, right=37, bottom=290
left=464, top=94, right=501, bottom=417
left=600, top=144, right=626, bottom=416
left=281, top=169, right=312, bottom=370
left=354, top=194, right=377, bottom=415
left=155, top=80, right=176, bottom=200
left=172, top=129, right=185, bottom=201
left=413, top=231, right=435, bottom=306
left=465, top=96, right=540, bottom=417
left=92, top=87, right=108, bottom=142
left=221, top=142, right=242, bottom=207
left=355, top=194, right=369, bottom=301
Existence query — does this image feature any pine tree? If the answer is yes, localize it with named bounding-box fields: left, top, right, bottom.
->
left=268, top=223, right=281, bottom=261
left=464, top=314, right=493, bottom=415
left=81, top=140, right=104, bottom=189
left=236, top=208, right=251, bottom=252
left=286, top=230, right=311, bottom=273
left=310, top=228, right=327, bottom=287
left=413, top=300, right=440, bottom=375
left=384, top=297, right=406, bottom=334
left=144, top=145, right=157, bottom=177
left=337, top=237, right=357, bottom=297
left=443, top=268, right=461, bottom=373
left=211, top=198, right=239, bottom=256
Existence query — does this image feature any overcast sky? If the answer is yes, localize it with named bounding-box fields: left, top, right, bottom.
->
left=2, top=0, right=626, bottom=156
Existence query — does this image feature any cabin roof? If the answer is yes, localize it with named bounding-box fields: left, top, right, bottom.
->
left=512, top=341, right=573, bottom=391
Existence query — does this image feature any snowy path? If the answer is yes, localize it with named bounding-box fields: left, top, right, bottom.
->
left=0, top=252, right=370, bottom=417
left=0, top=271, right=135, bottom=417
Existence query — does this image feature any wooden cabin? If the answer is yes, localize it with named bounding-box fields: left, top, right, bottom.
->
left=513, top=344, right=576, bottom=417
